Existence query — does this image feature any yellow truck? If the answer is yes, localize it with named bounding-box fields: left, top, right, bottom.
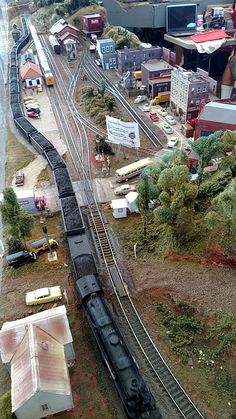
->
left=151, top=92, right=170, bottom=106
left=133, top=70, right=142, bottom=80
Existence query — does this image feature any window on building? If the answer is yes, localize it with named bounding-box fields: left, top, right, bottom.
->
left=118, top=208, right=123, bottom=213
left=202, top=86, right=207, bottom=92
left=106, top=46, right=109, bottom=52
left=41, top=404, right=49, bottom=412
left=102, top=47, right=105, bottom=53
left=110, top=45, right=113, bottom=52
left=197, top=87, right=201, bottom=93
left=29, top=80, right=32, bottom=86
left=36, top=79, right=40, bottom=85
left=196, top=100, right=200, bottom=105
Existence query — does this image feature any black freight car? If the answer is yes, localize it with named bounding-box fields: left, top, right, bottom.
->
left=60, top=195, right=85, bottom=236
left=11, top=103, right=23, bottom=119
left=29, top=132, right=55, bottom=154
left=53, top=167, right=74, bottom=198
left=43, top=149, right=66, bottom=170
left=14, top=117, right=37, bottom=140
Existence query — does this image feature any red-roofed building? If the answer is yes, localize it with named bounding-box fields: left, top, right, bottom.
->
left=58, top=31, right=79, bottom=47
left=195, top=100, right=236, bottom=139
left=57, top=24, right=79, bottom=40
left=20, top=61, right=43, bottom=88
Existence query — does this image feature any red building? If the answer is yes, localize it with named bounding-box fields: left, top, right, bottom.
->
left=82, top=14, right=103, bottom=36
left=195, top=100, right=236, bottom=139
left=57, top=24, right=79, bottom=39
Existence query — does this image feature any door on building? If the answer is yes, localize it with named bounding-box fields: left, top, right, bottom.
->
left=105, top=63, right=109, bottom=70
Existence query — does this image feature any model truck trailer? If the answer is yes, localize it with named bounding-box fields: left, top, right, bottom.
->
left=151, top=92, right=170, bottom=105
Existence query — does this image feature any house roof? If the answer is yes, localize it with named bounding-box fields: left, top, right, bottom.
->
left=57, top=24, right=79, bottom=37
left=64, top=38, right=76, bottom=45
left=198, top=101, right=236, bottom=124
left=11, top=324, right=71, bottom=413
left=59, top=31, right=78, bottom=42
left=142, top=59, right=173, bottom=71
left=50, top=18, right=67, bottom=35
left=83, top=14, right=101, bottom=18
left=20, top=61, right=42, bottom=80
left=126, top=191, right=138, bottom=204
left=0, top=305, right=73, bottom=363
left=97, top=38, right=114, bottom=45
left=111, top=198, right=127, bottom=209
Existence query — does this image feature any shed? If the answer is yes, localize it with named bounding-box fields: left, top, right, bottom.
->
left=20, top=61, right=43, bottom=88
left=111, top=198, right=127, bottom=218
left=0, top=305, right=75, bottom=369
left=57, top=24, right=79, bottom=40
left=126, top=191, right=139, bottom=213
left=11, top=324, right=73, bottom=419
left=0, top=189, right=36, bottom=212
left=50, top=18, right=67, bottom=35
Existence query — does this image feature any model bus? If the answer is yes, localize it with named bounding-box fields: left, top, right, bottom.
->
left=115, top=158, right=153, bottom=182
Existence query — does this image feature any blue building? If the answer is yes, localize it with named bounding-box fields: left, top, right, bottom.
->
left=96, top=38, right=117, bottom=70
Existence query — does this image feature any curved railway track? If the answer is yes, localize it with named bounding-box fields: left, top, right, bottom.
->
left=39, top=37, right=206, bottom=419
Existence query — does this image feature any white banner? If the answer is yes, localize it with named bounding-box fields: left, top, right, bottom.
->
left=106, top=116, right=140, bottom=148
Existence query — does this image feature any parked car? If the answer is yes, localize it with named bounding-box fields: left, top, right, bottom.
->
left=25, top=102, right=40, bottom=109
left=95, top=58, right=102, bottom=66
left=184, top=138, right=194, bottom=151
left=143, top=103, right=151, bottom=112
left=25, top=286, right=63, bottom=306
left=6, top=251, right=36, bottom=269
left=134, top=95, right=147, bottom=104
left=15, top=171, right=24, bottom=186
left=27, top=111, right=40, bottom=119
left=149, top=111, right=159, bottom=122
left=163, top=124, right=174, bottom=134
left=165, top=115, right=176, bottom=125
left=157, top=107, right=168, bottom=117
left=114, top=184, right=136, bottom=196
left=26, top=107, right=40, bottom=114
left=31, top=238, right=58, bottom=255
left=167, top=136, right=179, bottom=148
left=23, top=96, right=34, bottom=102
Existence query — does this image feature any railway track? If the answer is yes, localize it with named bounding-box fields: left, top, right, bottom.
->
left=38, top=37, right=206, bottom=419
left=83, top=54, right=165, bottom=148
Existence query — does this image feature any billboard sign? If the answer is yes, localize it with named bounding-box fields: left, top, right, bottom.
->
left=106, top=116, right=140, bottom=148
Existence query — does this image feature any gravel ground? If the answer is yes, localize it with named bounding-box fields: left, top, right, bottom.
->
left=125, top=257, right=236, bottom=314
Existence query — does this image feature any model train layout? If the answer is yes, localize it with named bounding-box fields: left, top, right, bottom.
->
left=9, top=15, right=161, bottom=419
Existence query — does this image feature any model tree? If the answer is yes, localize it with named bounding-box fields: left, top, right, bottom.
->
left=191, top=131, right=224, bottom=185
left=0, top=188, right=34, bottom=251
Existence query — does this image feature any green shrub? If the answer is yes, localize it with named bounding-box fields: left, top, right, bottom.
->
left=7, top=238, right=24, bottom=254
left=0, top=391, right=14, bottom=419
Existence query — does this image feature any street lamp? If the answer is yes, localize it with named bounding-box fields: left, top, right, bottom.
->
left=42, top=225, right=53, bottom=257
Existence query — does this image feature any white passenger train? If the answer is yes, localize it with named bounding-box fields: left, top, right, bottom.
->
left=29, top=23, right=55, bottom=86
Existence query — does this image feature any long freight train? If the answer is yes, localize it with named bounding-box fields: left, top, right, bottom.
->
left=9, top=16, right=161, bottom=419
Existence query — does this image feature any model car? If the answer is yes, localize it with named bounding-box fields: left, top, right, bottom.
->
left=167, top=136, right=179, bottom=148
left=15, top=171, right=24, bottom=186
left=184, top=138, right=194, bottom=151
left=27, top=111, right=40, bottom=119
left=165, top=115, right=176, bottom=125
left=6, top=251, right=36, bottom=269
left=25, top=102, right=40, bottom=108
left=25, top=286, right=63, bottom=306
left=134, top=95, right=147, bottom=104
left=149, top=111, right=159, bottom=121
left=95, top=58, right=102, bottom=66
left=114, top=184, right=136, bottom=196
left=26, top=107, right=40, bottom=114
left=163, top=124, right=174, bottom=134
left=143, top=103, right=151, bottom=112
left=157, top=107, right=168, bottom=117
left=23, top=96, right=34, bottom=102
